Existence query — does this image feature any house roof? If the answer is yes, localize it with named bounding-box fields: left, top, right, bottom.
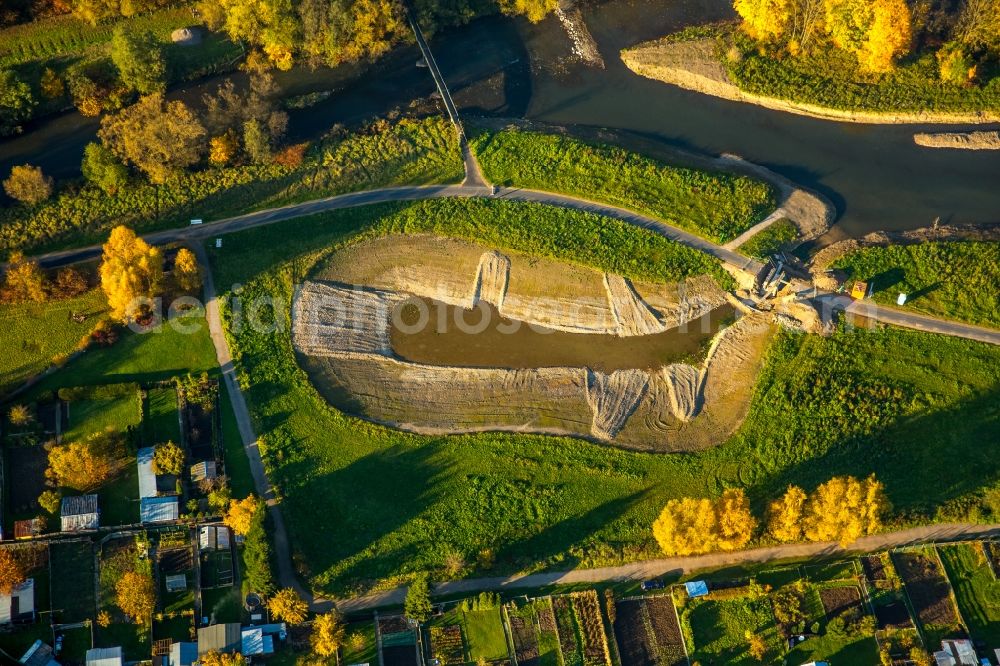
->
left=197, top=624, right=242, bottom=655
left=199, top=526, right=230, bottom=551
left=85, top=647, right=123, bottom=666
left=14, top=519, right=44, bottom=539
left=137, top=447, right=158, bottom=499
left=140, top=496, right=179, bottom=524
left=685, top=581, right=709, bottom=598
left=241, top=629, right=275, bottom=656
left=61, top=495, right=98, bottom=516
left=20, top=640, right=58, bottom=666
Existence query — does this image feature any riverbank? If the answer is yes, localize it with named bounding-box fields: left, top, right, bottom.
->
left=621, top=36, right=1000, bottom=125
left=914, top=131, right=1000, bottom=150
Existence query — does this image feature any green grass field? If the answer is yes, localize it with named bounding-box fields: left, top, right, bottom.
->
left=462, top=608, right=509, bottom=661
left=207, top=199, right=1000, bottom=595
left=342, top=622, right=378, bottom=666
left=144, top=386, right=181, bottom=445
left=938, top=543, right=1000, bottom=645
left=63, top=393, right=142, bottom=441
left=469, top=128, right=776, bottom=244
left=220, top=381, right=255, bottom=498
left=785, top=631, right=879, bottom=664
left=681, top=596, right=782, bottom=665
left=737, top=218, right=798, bottom=260
left=201, top=586, right=242, bottom=624
left=0, top=289, right=106, bottom=393
left=833, top=241, right=1000, bottom=328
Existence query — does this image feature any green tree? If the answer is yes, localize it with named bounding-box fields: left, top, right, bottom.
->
left=404, top=574, right=432, bottom=623
left=38, top=490, right=61, bottom=515
left=152, top=441, right=185, bottom=475
left=242, top=118, right=272, bottom=164
left=110, top=27, right=166, bottom=94
left=937, top=42, right=975, bottom=84
left=40, top=68, right=65, bottom=100
left=82, top=142, right=130, bottom=195
left=99, top=94, right=206, bottom=183
left=71, top=0, right=120, bottom=24
left=0, top=70, right=36, bottom=136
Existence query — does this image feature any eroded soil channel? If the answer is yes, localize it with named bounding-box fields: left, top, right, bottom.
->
left=390, top=297, right=736, bottom=372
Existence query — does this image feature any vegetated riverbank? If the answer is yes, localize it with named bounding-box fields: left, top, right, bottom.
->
left=208, top=197, right=1000, bottom=597
left=0, top=116, right=463, bottom=255
left=292, top=233, right=770, bottom=450
left=469, top=117, right=834, bottom=248
left=819, top=237, right=1000, bottom=329
left=621, top=28, right=1000, bottom=124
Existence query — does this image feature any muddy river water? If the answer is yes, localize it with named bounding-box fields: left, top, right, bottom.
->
left=2, top=0, right=997, bottom=239
left=389, top=297, right=736, bottom=372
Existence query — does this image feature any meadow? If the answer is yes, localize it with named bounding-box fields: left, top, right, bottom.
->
left=208, top=198, right=1000, bottom=596
left=469, top=128, right=776, bottom=244
left=938, top=543, right=1000, bottom=645
left=0, top=287, right=106, bottom=394
left=833, top=241, right=1000, bottom=328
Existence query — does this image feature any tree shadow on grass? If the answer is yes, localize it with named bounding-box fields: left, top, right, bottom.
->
left=757, top=384, right=1000, bottom=516
left=908, top=281, right=942, bottom=302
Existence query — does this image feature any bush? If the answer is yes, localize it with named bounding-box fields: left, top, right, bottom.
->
left=3, top=165, right=54, bottom=204
left=241, top=506, right=275, bottom=596
left=460, top=591, right=500, bottom=611
left=82, top=142, right=130, bottom=195
left=937, top=42, right=976, bottom=85
left=0, top=69, right=35, bottom=136
left=57, top=382, right=139, bottom=401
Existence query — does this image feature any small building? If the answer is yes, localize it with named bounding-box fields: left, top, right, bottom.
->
left=165, top=574, right=188, bottom=593
left=166, top=642, right=197, bottom=666
left=190, top=461, right=218, bottom=484
left=85, top=647, right=123, bottom=666
left=685, top=580, right=709, bottom=599
left=241, top=624, right=286, bottom=657
left=14, top=518, right=44, bottom=540
left=0, top=579, right=35, bottom=624
left=197, top=624, right=242, bottom=656
left=936, top=640, right=978, bottom=666
left=140, top=496, right=179, bottom=524
left=199, top=525, right=231, bottom=552
left=138, top=447, right=158, bottom=499
left=60, top=495, right=99, bottom=532
left=20, top=640, right=59, bottom=666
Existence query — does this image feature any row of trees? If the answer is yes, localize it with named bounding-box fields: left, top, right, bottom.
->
left=652, top=474, right=890, bottom=556
left=734, top=0, right=1000, bottom=75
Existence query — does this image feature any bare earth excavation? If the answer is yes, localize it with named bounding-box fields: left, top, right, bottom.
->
left=292, top=234, right=776, bottom=452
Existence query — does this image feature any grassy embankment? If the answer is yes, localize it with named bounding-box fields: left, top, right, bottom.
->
left=737, top=218, right=798, bottom=260
left=0, top=6, right=242, bottom=124
left=833, top=241, right=1000, bottom=328
left=469, top=128, right=776, bottom=244
left=1, top=116, right=464, bottom=254
left=207, top=197, right=1000, bottom=597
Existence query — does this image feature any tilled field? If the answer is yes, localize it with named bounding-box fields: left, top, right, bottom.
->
left=612, top=596, right=686, bottom=666
left=819, top=586, right=863, bottom=618
left=509, top=615, right=539, bottom=666
left=895, top=552, right=959, bottom=628
left=572, top=591, right=611, bottom=666
left=862, top=555, right=887, bottom=583
left=430, top=625, right=464, bottom=665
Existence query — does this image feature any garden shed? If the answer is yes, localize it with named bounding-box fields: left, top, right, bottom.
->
left=85, top=647, right=123, bottom=666
left=60, top=495, right=99, bottom=532
left=0, top=579, right=35, bottom=624
left=199, top=525, right=231, bottom=551
left=138, top=447, right=158, bottom=498
left=198, top=623, right=242, bottom=655
left=19, top=640, right=59, bottom=666
left=166, top=642, right=196, bottom=666
left=190, top=461, right=217, bottom=484
left=165, top=574, right=187, bottom=593
left=140, top=496, right=179, bottom=524
left=14, top=518, right=44, bottom=539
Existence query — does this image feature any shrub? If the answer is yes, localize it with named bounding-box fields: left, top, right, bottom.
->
left=937, top=42, right=976, bottom=85
left=38, top=490, right=61, bottom=515
left=82, top=142, right=130, bottom=195
left=3, top=165, right=54, bottom=204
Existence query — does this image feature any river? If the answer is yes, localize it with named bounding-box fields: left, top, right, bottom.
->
left=1, top=0, right=998, bottom=240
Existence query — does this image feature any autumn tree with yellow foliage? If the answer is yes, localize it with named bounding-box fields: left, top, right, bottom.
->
left=46, top=432, right=120, bottom=492
left=115, top=570, right=155, bottom=625
left=268, top=587, right=308, bottom=624
left=767, top=485, right=808, bottom=542
left=173, top=248, right=202, bottom=293
left=652, top=489, right=756, bottom=556
left=99, top=226, right=163, bottom=323
left=767, top=476, right=889, bottom=545
left=0, top=549, right=26, bottom=595
left=224, top=495, right=260, bottom=536
left=1, top=251, right=47, bottom=303
left=734, top=0, right=793, bottom=42
left=311, top=612, right=346, bottom=657
left=200, top=651, right=247, bottom=666
left=824, top=0, right=911, bottom=71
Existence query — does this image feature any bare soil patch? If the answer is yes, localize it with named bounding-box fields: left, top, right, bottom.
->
left=819, top=586, right=862, bottom=618
left=895, top=552, right=959, bottom=628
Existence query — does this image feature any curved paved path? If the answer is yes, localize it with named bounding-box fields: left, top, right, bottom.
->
left=331, top=522, right=1000, bottom=614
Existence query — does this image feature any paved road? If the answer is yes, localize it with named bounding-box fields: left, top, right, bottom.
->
left=29, top=184, right=760, bottom=275
left=331, top=522, right=1000, bottom=614
left=193, top=244, right=310, bottom=601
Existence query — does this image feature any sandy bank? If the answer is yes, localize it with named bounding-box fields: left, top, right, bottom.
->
left=621, top=38, right=1000, bottom=125
left=913, top=131, right=1000, bottom=150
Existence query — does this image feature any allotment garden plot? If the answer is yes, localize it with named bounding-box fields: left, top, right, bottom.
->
left=894, top=549, right=963, bottom=644
left=612, top=594, right=686, bottom=666
left=506, top=598, right=560, bottom=666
